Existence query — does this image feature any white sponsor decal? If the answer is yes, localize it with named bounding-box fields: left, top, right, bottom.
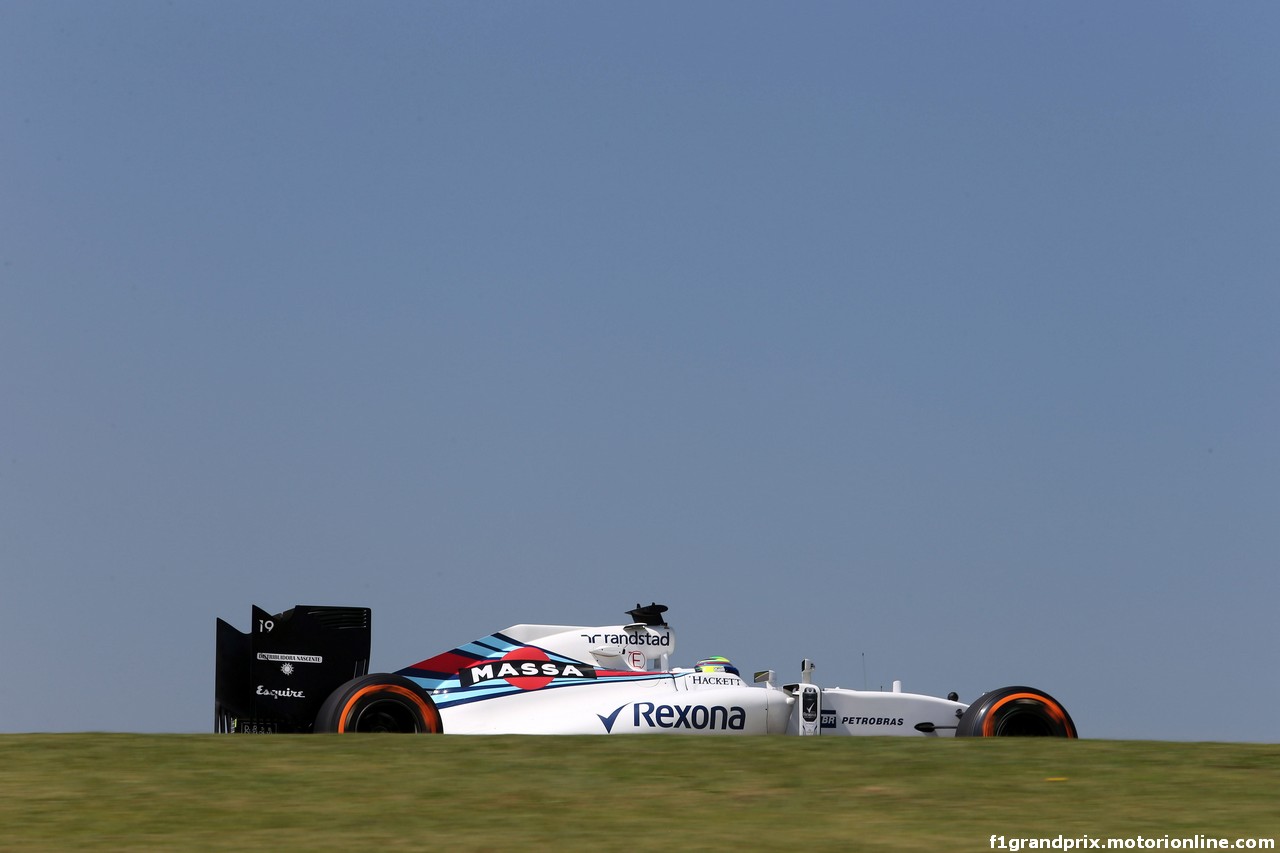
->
left=459, top=660, right=596, bottom=688
left=256, top=685, right=306, bottom=699
left=257, top=653, right=323, bottom=664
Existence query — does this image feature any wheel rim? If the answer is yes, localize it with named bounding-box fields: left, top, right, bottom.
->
left=350, top=699, right=421, bottom=733
left=982, top=691, right=1071, bottom=737
left=993, top=704, right=1058, bottom=736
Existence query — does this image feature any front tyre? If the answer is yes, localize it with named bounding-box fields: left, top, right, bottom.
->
left=315, top=674, right=443, bottom=733
left=955, top=686, right=1076, bottom=738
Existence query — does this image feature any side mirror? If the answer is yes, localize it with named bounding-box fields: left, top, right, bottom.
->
left=800, top=658, right=816, bottom=684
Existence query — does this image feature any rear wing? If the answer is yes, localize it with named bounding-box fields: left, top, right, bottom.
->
left=214, top=604, right=371, bottom=733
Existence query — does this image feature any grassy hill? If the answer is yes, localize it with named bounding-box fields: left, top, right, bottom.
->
left=2, top=735, right=1276, bottom=851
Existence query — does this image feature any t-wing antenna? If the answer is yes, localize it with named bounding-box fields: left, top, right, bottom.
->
left=626, top=602, right=669, bottom=627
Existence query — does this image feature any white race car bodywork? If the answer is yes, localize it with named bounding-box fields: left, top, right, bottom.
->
left=216, top=601, right=1076, bottom=737
left=396, top=607, right=971, bottom=737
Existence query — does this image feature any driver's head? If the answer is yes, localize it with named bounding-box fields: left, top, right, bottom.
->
left=694, top=656, right=740, bottom=677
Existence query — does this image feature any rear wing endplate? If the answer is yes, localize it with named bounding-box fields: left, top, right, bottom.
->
left=214, top=604, right=371, bottom=733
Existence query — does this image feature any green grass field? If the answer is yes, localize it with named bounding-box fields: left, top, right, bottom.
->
left=2, top=735, right=1276, bottom=851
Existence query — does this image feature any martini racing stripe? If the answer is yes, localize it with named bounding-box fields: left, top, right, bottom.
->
left=423, top=669, right=678, bottom=709
left=397, top=633, right=526, bottom=686
left=399, top=634, right=615, bottom=690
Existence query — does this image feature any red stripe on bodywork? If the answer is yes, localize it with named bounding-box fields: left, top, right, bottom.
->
left=403, top=650, right=486, bottom=675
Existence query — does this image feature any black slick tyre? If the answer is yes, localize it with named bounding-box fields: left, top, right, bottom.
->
left=314, top=673, right=443, bottom=733
left=955, top=685, right=1077, bottom=738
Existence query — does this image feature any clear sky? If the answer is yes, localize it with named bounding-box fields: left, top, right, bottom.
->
left=2, top=3, right=1276, bottom=741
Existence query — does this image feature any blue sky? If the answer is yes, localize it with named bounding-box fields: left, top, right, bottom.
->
left=2, top=3, right=1276, bottom=740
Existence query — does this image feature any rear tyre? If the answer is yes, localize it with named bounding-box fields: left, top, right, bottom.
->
left=314, top=673, right=443, bottom=733
left=955, top=686, right=1076, bottom=738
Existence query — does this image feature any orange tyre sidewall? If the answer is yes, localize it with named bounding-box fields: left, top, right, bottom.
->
left=981, top=692, right=1074, bottom=737
left=337, top=684, right=442, bottom=733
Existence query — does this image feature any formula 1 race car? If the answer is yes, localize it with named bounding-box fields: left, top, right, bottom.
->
left=214, top=602, right=1077, bottom=738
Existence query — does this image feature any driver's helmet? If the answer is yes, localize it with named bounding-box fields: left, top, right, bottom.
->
left=694, top=656, right=740, bottom=677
